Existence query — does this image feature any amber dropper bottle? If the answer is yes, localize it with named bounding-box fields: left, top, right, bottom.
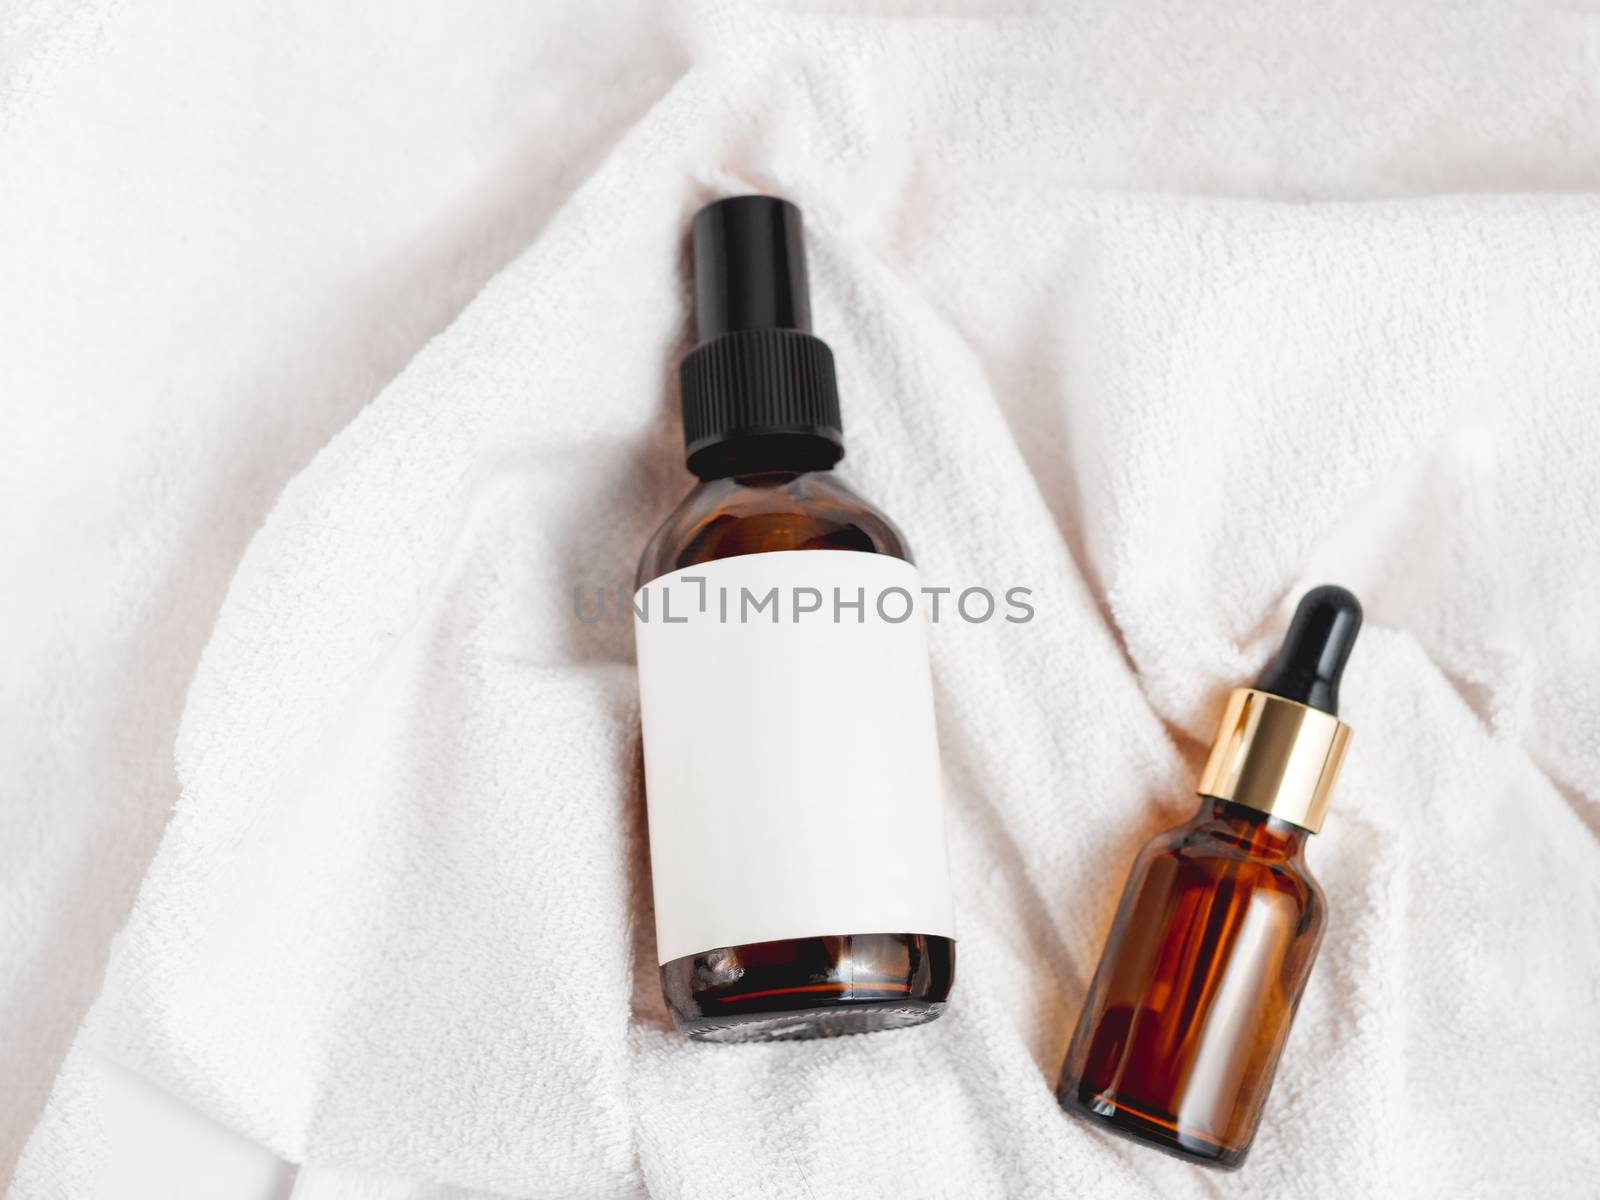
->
left=633, top=196, right=956, bottom=1041
left=1058, top=586, right=1362, bottom=1168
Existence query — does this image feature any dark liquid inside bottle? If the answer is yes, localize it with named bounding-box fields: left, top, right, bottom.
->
left=1057, top=797, right=1324, bottom=1168
left=637, top=439, right=956, bottom=1041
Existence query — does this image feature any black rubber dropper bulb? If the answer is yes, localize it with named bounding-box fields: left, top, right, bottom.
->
left=1254, top=585, right=1363, bottom=716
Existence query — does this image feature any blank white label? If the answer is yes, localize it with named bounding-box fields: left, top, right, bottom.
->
left=634, top=549, right=956, bottom=965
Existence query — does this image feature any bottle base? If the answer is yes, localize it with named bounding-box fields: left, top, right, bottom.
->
left=1058, top=1078, right=1249, bottom=1170
left=678, top=999, right=946, bottom=1043
left=660, top=933, right=954, bottom=1044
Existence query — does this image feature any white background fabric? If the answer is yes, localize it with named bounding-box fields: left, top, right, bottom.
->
left=4, top=1, right=1599, bottom=1196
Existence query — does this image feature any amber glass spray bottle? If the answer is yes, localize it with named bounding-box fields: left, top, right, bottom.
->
left=1058, top=586, right=1361, bottom=1167
left=633, top=196, right=956, bottom=1041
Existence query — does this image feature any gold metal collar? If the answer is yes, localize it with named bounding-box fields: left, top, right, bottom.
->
left=1196, top=688, right=1351, bottom=834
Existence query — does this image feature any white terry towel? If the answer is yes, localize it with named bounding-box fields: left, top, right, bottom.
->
left=8, top=2, right=1600, bottom=1197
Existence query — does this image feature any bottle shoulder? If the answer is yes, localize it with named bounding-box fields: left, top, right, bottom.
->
left=636, top=470, right=909, bottom=586
left=1139, top=809, right=1322, bottom=912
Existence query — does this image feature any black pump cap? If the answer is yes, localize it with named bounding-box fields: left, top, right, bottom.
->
left=1254, top=585, right=1363, bottom=715
left=692, top=196, right=812, bottom=339
left=678, top=196, right=842, bottom=478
